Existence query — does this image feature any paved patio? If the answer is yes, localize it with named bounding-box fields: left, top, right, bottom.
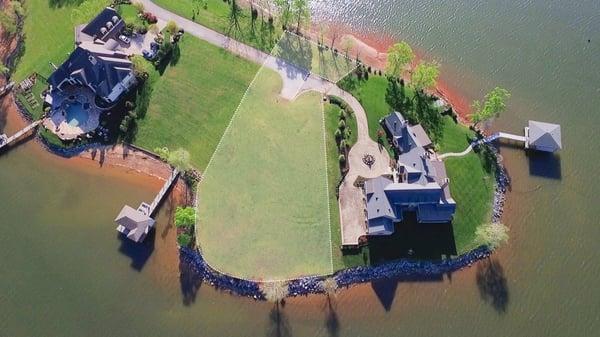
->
left=43, top=87, right=100, bottom=140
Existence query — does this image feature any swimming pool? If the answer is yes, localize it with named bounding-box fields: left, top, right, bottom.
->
left=65, top=102, right=89, bottom=127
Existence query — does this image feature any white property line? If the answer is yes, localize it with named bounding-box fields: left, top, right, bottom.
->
left=320, top=100, right=335, bottom=274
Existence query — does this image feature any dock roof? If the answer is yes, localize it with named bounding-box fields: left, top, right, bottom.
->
left=528, top=120, right=562, bottom=152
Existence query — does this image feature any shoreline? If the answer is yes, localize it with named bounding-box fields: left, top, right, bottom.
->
left=1, top=2, right=509, bottom=298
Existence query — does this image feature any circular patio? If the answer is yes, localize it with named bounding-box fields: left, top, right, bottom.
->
left=43, top=86, right=101, bottom=140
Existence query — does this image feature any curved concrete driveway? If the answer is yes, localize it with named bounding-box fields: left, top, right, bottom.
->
left=141, top=0, right=390, bottom=245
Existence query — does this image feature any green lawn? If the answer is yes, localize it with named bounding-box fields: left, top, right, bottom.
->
left=133, top=35, right=259, bottom=170
left=439, top=117, right=495, bottom=252
left=117, top=3, right=144, bottom=26
left=13, top=0, right=110, bottom=82
left=153, top=0, right=281, bottom=52
left=196, top=68, right=332, bottom=280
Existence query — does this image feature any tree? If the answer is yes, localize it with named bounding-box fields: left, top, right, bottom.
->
left=168, top=148, right=191, bottom=171
left=319, top=277, right=338, bottom=298
left=177, top=233, right=193, bottom=247
left=291, top=0, right=310, bottom=32
left=154, top=147, right=170, bottom=161
left=0, top=63, right=9, bottom=77
left=470, top=87, right=511, bottom=127
left=0, top=7, right=17, bottom=36
left=133, top=1, right=145, bottom=13
left=341, top=37, right=354, bottom=58
left=166, top=20, right=179, bottom=36
left=174, top=207, right=196, bottom=229
left=273, top=0, right=292, bottom=29
left=131, top=55, right=151, bottom=79
left=148, top=23, right=159, bottom=35
left=260, top=281, right=289, bottom=303
left=338, top=154, right=346, bottom=165
left=411, top=61, right=440, bottom=93
left=338, top=119, right=346, bottom=130
left=475, top=222, right=509, bottom=250
left=10, top=1, right=24, bottom=17
left=386, top=41, right=414, bottom=78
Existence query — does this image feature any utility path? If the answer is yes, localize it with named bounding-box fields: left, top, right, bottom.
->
left=140, top=0, right=390, bottom=246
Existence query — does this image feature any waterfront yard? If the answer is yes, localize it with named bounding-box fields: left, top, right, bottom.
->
left=133, top=35, right=259, bottom=169
left=340, top=75, right=495, bottom=254
left=196, top=69, right=333, bottom=280
left=13, top=0, right=109, bottom=81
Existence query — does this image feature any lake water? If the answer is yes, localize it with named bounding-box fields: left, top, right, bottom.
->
left=1, top=0, right=599, bottom=336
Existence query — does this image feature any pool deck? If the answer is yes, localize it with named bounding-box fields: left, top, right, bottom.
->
left=43, top=87, right=101, bottom=140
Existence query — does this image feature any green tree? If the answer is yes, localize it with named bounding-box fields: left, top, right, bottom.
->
left=166, top=20, right=179, bottom=36
left=338, top=154, right=346, bottom=165
left=470, top=87, right=511, bottom=127
left=174, top=207, right=196, bottom=229
left=0, top=63, right=9, bottom=77
left=154, top=147, right=170, bottom=161
left=411, top=61, right=440, bottom=93
left=274, top=0, right=292, bottom=28
left=0, top=9, right=17, bottom=36
left=133, top=2, right=145, bottom=13
left=386, top=41, right=414, bottom=78
left=475, top=222, right=509, bottom=250
left=10, top=1, right=24, bottom=17
left=168, top=148, right=191, bottom=171
left=291, top=0, right=310, bottom=31
left=177, top=233, right=193, bottom=247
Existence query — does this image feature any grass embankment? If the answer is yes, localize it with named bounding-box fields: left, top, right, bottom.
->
left=196, top=69, right=332, bottom=280
left=341, top=75, right=494, bottom=254
left=153, top=0, right=281, bottom=52
left=133, top=35, right=259, bottom=169
left=13, top=0, right=109, bottom=82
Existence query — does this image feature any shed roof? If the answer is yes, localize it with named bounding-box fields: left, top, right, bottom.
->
left=528, top=120, right=562, bottom=152
left=115, top=205, right=155, bottom=242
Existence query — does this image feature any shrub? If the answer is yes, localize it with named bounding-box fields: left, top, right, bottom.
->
left=133, top=2, right=145, bottom=13
left=143, top=12, right=157, bottom=24
left=475, top=223, right=509, bottom=250
left=319, top=278, right=338, bottom=297
left=338, top=119, right=346, bottom=130
left=259, top=281, right=289, bottom=303
left=174, top=206, right=195, bottom=229
left=177, top=233, right=193, bottom=247
left=168, top=148, right=191, bottom=171
left=154, top=146, right=170, bottom=161
left=166, top=20, right=179, bottom=36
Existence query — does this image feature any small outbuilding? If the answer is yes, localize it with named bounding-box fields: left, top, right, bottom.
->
left=115, top=205, right=156, bottom=243
left=526, top=120, right=562, bottom=152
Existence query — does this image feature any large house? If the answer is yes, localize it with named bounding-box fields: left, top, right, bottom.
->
left=47, top=7, right=135, bottom=105
left=362, top=112, right=456, bottom=236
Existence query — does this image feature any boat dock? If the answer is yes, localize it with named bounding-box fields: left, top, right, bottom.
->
left=115, top=169, right=180, bottom=242
left=0, top=119, right=43, bottom=151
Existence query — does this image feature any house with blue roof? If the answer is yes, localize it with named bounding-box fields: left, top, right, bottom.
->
left=363, top=111, right=456, bottom=236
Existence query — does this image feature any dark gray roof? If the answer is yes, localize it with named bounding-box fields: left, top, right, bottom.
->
left=365, top=176, right=396, bottom=221
left=382, top=111, right=406, bottom=139
left=408, top=124, right=432, bottom=148
left=528, top=120, right=562, bottom=152
left=80, top=7, right=124, bottom=43
left=48, top=43, right=132, bottom=101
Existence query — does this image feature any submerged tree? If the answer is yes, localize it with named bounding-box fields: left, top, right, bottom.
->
left=386, top=41, right=414, bottom=78
left=470, top=87, right=511, bottom=128
left=475, top=222, right=510, bottom=250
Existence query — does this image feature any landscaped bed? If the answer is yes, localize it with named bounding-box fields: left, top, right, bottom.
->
left=196, top=68, right=333, bottom=280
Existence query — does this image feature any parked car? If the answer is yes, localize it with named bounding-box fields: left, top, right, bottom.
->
left=118, top=35, right=130, bottom=44
left=142, top=49, right=157, bottom=61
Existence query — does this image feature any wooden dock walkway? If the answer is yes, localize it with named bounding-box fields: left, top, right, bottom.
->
left=0, top=119, right=43, bottom=151
left=148, top=168, right=180, bottom=215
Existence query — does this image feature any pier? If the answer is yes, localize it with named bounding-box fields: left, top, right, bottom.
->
left=0, top=119, right=43, bottom=151
left=115, top=169, right=180, bottom=242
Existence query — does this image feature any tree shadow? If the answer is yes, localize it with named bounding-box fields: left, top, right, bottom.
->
left=324, top=297, right=340, bottom=337
left=117, top=229, right=155, bottom=271
left=267, top=304, right=291, bottom=337
left=476, top=258, right=509, bottom=313
left=527, top=150, right=562, bottom=180
left=179, top=253, right=202, bottom=306
left=48, top=0, right=84, bottom=9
